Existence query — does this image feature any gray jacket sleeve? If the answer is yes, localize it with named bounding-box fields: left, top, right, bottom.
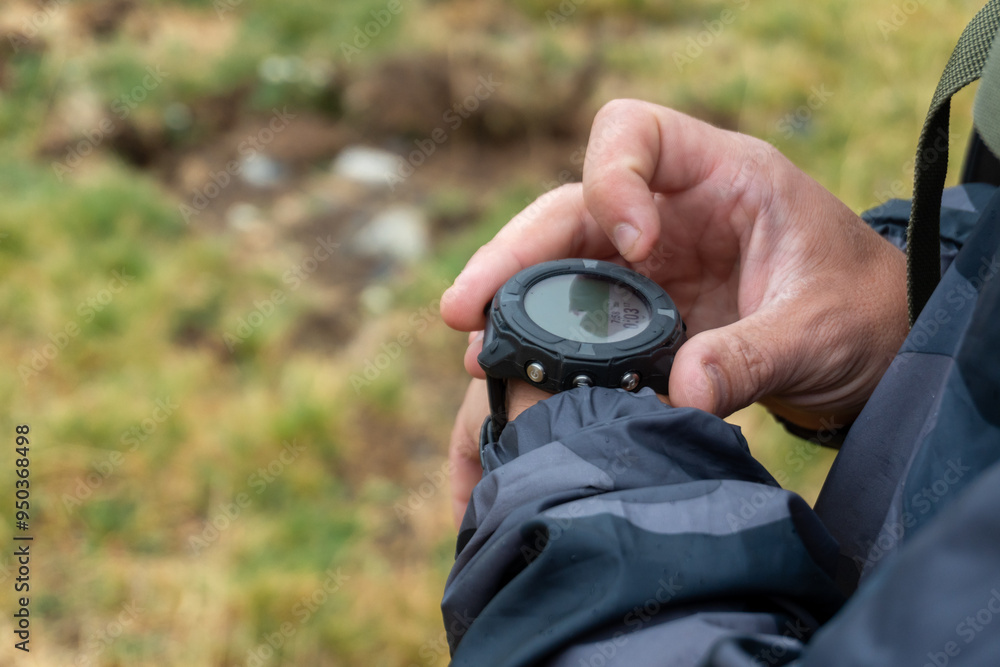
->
left=442, top=387, right=845, bottom=666
left=443, top=184, right=1000, bottom=666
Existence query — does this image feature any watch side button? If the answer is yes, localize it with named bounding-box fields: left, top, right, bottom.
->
left=620, top=371, right=641, bottom=391
left=526, top=361, right=546, bottom=383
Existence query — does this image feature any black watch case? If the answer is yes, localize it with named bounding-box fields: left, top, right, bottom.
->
left=478, top=259, right=685, bottom=395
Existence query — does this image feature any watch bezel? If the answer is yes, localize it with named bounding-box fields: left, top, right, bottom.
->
left=478, top=258, right=685, bottom=395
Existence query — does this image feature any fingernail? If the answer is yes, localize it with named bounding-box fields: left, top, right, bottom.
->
left=468, top=330, right=484, bottom=345
left=613, top=224, right=640, bottom=257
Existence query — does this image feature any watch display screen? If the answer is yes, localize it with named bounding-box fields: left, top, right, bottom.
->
left=524, top=273, right=651, bottom=343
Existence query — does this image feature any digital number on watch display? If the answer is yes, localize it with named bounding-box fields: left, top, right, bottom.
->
left=523, top=274, right=652, bottom=344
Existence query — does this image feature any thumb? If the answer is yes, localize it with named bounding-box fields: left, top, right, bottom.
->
left=668, top=309, right=797, bottom=418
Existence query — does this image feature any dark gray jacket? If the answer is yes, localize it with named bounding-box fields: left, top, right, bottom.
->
left=443, top=185, right=1000, bottom=666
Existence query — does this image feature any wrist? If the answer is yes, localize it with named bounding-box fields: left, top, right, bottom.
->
left=505, top=379, right=557, bottom=423
left=506, top=379, right=673, bottom=424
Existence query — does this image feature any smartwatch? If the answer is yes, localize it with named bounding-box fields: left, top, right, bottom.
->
left=477, top=258, right=686, bottom=466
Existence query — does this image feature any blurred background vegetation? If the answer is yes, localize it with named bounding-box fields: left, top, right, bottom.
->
left=0, top=0, right=984, bottom=664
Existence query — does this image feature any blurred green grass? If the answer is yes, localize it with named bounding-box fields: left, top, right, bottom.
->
left=0, top=0, right=985, bottom=664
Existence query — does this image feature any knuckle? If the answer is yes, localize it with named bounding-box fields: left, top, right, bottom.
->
left=583, top=158, right=618, bottom=189
left=728, top=333, right=775, bottom=396
left=739, top=139, right=780, bottom=180
left=721, top=138, right=783, bottom=212
left=587, top=100, right=641, bottom=162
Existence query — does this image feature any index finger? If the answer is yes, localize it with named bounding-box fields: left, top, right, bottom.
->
left=440, top=183, right=618, bottom=332
left=582, top=100, right=739, bottom=262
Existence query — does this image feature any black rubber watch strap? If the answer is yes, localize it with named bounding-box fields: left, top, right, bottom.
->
left=479, top=375, right=508, bottom=469
left=478, top=416, right=497, bottom=470
left=485, top=374, right=508, bottom=441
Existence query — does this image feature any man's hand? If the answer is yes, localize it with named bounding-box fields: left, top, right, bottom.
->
left=442, top=100, right=907, bottom=432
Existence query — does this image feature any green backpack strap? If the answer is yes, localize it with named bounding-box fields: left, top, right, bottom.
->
left=907, top=0, right=1000, bottom=325
left=975, top=23, right=1000, bottom=159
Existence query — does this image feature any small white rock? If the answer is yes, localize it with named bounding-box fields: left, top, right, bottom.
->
left=331, top=146, right=401, bottom=188
left=352, top=206, right=429, bottom=263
